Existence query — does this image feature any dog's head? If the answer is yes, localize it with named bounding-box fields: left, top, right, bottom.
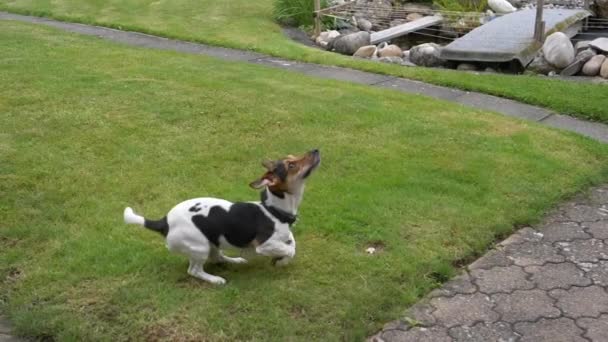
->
left=249, top=149, right=320, bottom=194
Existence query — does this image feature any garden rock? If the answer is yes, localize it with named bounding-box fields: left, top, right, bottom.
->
left=406, top=13, right=424, bottom=22
left=582, top=55, right=606, bottom=76
left=327, top=31, right=370, bottom=55
left=589, top=37, right=608, bottom=53
left=457, top=63, right=477, bottom=71
left=542, top=32, right=574, bottom=69
left=353, top=45, right=377, bottom=58
left=379, top=56, right=404, bottom=64
left=575, top=40, right=591, bottom=53
left=357, top=18, right=373, bottom=31
left=527, top=53, right=557, bottom=75
left=378, top=44, right=403, bottom=58
left=601, top=59, right=608, bottom=78
left=409, top=43, right=444, bottom=67
left=560, top=49, right=596, bottom=76
left=488, top=0, right=516, bottom=13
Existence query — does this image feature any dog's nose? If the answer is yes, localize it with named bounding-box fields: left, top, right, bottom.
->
left=311, top=149, right=320, bottom=154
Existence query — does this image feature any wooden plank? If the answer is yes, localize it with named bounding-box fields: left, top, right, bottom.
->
left=370, top=15, right=443, bottom=44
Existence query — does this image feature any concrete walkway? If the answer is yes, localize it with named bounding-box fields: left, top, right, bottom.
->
left=1, top=11, right=607, bottom=143
left=0, top=315, right=23, bottom=342
left=371, top=185, right=608, bottom=342
left=2, top=12, right=608, bottom=342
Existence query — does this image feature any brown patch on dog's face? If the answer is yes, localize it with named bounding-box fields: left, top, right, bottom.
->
left=249, top=149, right=320, bottom=193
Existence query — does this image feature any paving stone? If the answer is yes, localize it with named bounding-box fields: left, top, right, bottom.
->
left=498, top=227, right=543, bottom=246
left=590, top=187, right=608, bottom=205
left=577, top=314, right=608, bottom=341
left=514, top=317, right=587, bottom=342
left=582, top=260, right=608, bottom=285
left=540, top=221, right=590, bottom=243
left=430, top=293, right=498, bottom=327
left=503, top=241, right=565, bottom=266
left=583, top=220, right=608, bottom=240
left=381, top=320, right=410, bottom=331
left=448, top=322, right=519, bottom=342
left=0, top=317, right=11, bottom=334
left=428, top=272, right=476, bottom=298
left=467, top=249, right=513, bottom=270
left=379, top=326, right=451, bottom=342
left=525, top=262, right=592, bottom=290
left=471, top=265, right=534, bottom=294
left=492, top=289, right=560, bottom=323
left=402, top=302, right=436, bottom=327
left=558, top=239, right=608, bottom=263
left=0, top=334, right=25, bottom=342
left=543, top=209, right=573, bottom=223
left=550, top=285, right=608, bottom=318
left=562, top=204, right=607, bottom=222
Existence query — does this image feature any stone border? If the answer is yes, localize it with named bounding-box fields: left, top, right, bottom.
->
left=0, top=315, right=24, bottom=342
left=0, top=11, right=607, bottom=143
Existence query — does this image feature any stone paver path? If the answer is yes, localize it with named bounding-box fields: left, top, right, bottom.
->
left=0, top=315, right=23, bottom=342
left=1, top=11, right=608, bottom=143
left=372, top=185, right=608, bottom=341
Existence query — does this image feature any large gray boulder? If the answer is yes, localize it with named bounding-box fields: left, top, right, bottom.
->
left=542, top=32, right=575, bottom=69
left=328, top=31, right=371, bottom=55
left=582, top=55, right=606, bottom=76
left=527, top=53, right=557, bottom=75
left=409, top=43, right=444, bottom=67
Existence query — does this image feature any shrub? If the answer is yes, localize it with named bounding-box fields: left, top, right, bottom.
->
left=274, top=0, right=328, bottom=27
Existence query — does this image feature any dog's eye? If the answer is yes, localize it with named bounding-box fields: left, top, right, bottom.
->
left=288, top=163, right=296, bottom=169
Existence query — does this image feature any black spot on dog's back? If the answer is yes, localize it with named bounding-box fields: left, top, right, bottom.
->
left=189, top=203, right=202, bottom=213
left=191, top=204, right=275, bottom=248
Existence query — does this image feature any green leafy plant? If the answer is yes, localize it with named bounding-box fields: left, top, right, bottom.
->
left=274, top=0, right=327, bottom=27
left=434, top=0, right=488, bottom=12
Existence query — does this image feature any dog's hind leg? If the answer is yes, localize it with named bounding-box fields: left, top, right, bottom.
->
left=210, top=249, right=248, bottom=265
left=188, top=258, right=226, bottom=285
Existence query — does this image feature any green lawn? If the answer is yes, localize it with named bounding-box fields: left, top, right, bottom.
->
left=1, top=0, right=608, bottom=123
left=2, top=20, right=608, bottom=341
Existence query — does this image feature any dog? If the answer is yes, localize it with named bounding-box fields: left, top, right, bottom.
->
left=123, top=149, right=320, bottom=285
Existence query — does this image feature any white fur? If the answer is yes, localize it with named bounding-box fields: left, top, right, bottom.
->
left=125, top=194, right=296, bottom=285
left=123, top=207, right=145, bottom=225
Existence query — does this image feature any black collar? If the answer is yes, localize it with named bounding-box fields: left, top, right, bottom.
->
left=260, top=190, right=297, bottom=225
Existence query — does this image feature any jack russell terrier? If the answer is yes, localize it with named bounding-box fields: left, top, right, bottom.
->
left=123, top=149, right=320, bottom=285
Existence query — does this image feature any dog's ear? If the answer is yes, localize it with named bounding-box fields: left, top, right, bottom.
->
left=249, top=172, right=278, bottom=189
left=261, top=159, right=274, bottom=171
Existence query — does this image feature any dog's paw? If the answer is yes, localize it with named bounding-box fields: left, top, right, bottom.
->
left=272, top=256, right=292, bottom=267
left=207, top=275, right=227, bottom=285
left=231, top=257, right=248, bottom=264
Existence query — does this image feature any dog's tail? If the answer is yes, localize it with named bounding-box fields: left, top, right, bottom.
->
left=123, top=207, right=169, bottom=236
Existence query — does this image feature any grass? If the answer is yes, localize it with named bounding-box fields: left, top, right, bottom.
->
left=1, top=0, right=608, bottom=123
left=2, top=20, right=608, bottom=341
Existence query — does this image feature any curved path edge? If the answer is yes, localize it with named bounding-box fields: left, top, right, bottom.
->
left=1, top=11, right=607, bottom=143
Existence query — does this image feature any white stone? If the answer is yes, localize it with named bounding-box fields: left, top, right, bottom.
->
left=488, top=0, right=516, bottom=13
left=542, top=32, right=575, bottom=69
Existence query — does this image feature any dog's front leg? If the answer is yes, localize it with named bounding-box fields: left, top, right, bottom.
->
left=255, top=232, right=296, bottom=266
